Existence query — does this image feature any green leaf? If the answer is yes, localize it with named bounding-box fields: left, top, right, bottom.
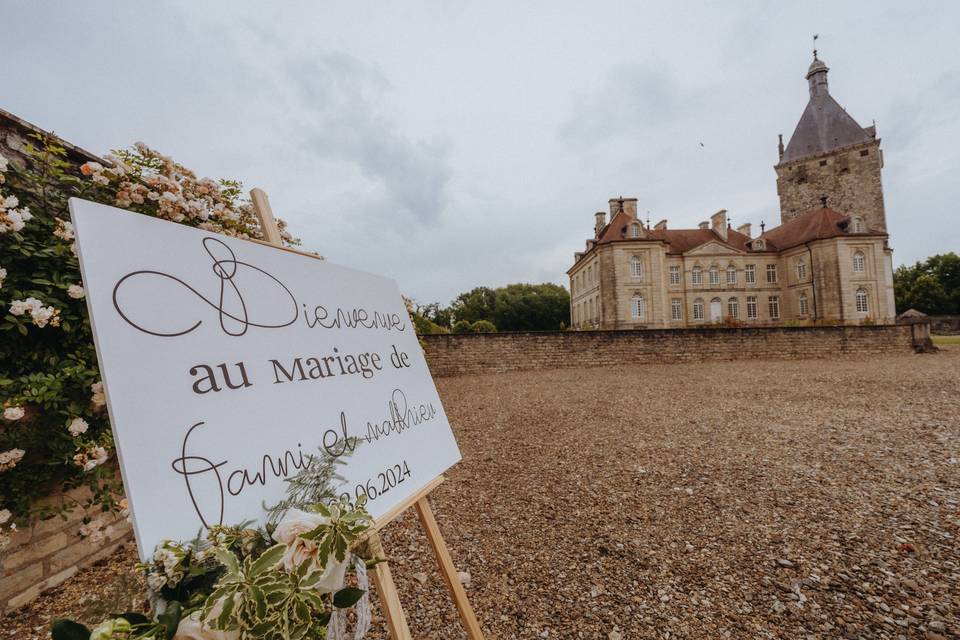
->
left=248, top=543, right=285, bottom=576
left=214, top=548, right=240, bottom=576
left=157, top=601, right=183, bottom=640
left=249, top=584, right=267, bottom=619
left=51, top=619, right=90, bottom=640
left=332, top=587, right=365, bottom=609
left=216, top=591, right=236, bottom=629
left=299, top=590, right=325, bottom=611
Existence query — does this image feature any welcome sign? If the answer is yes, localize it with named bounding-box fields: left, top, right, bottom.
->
left=69, top=198, right=461, bottom=558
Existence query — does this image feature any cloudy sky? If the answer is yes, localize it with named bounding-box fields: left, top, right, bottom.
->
left=7, top=2, right=959, bottom=304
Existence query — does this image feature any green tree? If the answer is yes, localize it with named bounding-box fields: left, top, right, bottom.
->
left=894, top=252, right=960, bottom=314
left=449, top=286, right=497, bottom=325
left=470, top=320, right=496, bottom=333
left=451, top=319, right=473, bottom=334
left=491, top=283, right=570, bottom=331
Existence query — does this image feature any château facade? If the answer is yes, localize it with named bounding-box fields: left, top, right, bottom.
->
left=567, top=54, right=896, bottom=329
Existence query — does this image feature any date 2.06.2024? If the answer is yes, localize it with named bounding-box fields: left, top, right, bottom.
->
left=340, top=460, right=412, bottom=505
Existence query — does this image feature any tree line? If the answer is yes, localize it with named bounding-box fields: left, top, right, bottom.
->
left=894, top=252, right=959, bottom=315
left=407, top=283, right=570, bottom=334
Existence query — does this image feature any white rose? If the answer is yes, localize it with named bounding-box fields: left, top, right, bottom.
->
left=272, top=508, right=329, bottom=545
left=273, top=508, right=349, bottom=593
left=0, top=508, right=11, bottom=524
left=305, top=549, right=349, bottom=594
left=9, top=300, right=29, bottom=315
left=68, top=417, right=89, bottom=436
left=67, top=284, right=85, bottom=299
left=3, top=407, right=24, bottom=421
left=174, top=604, right=239, bottom=640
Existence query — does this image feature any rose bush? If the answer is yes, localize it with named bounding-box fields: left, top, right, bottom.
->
left=0, top=134, right=297, bottom=545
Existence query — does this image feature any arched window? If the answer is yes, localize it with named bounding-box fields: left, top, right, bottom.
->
left=796, top=260, right=807, bottom=280
left=853, top=251, right=865, bottom=273
left=754, top=239, right=765, bottom=250
left=852, top=217, right=865, bottom=233
left=799, top=292, right=809, bottom=316
left=631, top=295, right=646, bottom=320
left=630, top=257, right=643, bottom=280
left=727, top=297, right=739, bottom=319
left=708, top=266, right=720, bottom=285
left=692, top=266, right=703, bottom=285
left=856, top=288, right=869, bottom=314
left=693, top=298, right=704, bottom=320
left=726, top=265, right=737, bottom=284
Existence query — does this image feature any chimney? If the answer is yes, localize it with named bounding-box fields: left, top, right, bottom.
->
left=621, top=198, right=638, bottom=219
left=736, top=223, right=752, bottom=238
left=608, top=198, right=623, bottom=217
left=654, top=219, right=668, bottom=230
left=594, top=211, right=606, bottom=238
left=710, top=209, right=728, bottom=240
left=698, top=221, right=709, bottom=230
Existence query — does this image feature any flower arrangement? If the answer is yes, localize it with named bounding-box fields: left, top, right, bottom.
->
left=52, top=497, right=376, bottom=640
left=0, top=133, right=297, bottom=537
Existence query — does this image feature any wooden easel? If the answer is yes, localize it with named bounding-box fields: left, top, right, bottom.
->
left=249, top=188, right=484, bottom=640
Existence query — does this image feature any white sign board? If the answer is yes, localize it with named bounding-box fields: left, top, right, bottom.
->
left=69, top=199, right=461, bottom=558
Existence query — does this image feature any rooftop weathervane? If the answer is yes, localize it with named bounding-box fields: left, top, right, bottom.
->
left=813, top=33, right=819, bottom=60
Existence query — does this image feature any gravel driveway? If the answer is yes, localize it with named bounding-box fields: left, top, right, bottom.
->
left=6, top=350, right=959, bottom=639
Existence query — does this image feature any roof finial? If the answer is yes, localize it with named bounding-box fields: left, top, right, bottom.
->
left=813, top=33, right=819, bottom=61
left=760, top=220, right=766, bottom=233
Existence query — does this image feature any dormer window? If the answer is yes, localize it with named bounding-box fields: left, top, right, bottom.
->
left=754, top=239, right=765, bottom=250
left=630, top=224, right=641, bottom=238
left=852, top=217, right=865, bottom=233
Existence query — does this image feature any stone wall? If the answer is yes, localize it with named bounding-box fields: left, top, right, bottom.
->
left=421, top=324, right=920, bottom=377
left=775, top=139, right=886, bottom=232
left=899, top=315, right=960, bottom=335
left=0, top=484, right=132, bottom=615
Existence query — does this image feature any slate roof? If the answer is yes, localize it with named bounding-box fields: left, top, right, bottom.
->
left=595, top=211, right=752, bottom=254
left=780, top=59, right=873, bottom=164
left=756, top=207, right=883, bottom=251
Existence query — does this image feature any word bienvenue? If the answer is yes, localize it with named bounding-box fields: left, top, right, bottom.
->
left=112, top=236, right=406, bottom=338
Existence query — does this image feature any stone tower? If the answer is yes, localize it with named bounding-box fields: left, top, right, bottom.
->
left=775, top=54, right=887, bottom=232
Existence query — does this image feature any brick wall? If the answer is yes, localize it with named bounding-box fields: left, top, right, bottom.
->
left=0, top=484, right=132, bottom=614
left=421, top=324, right=919, bottom=377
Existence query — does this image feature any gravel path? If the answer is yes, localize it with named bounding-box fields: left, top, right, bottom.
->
left=6, top=350, right=959, bottom=639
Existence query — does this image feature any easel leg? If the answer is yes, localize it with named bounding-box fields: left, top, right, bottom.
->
left=415, top=497, right=485, bottom=640
left=368, top=533, right=413, bottom=640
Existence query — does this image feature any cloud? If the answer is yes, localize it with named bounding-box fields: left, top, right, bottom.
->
left=557, top=64, right=700, bottom=146
left=285, top=53, right=451, bottom=226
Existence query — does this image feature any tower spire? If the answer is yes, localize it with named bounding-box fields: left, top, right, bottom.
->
left=806, top=42, right=829, bottom=98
